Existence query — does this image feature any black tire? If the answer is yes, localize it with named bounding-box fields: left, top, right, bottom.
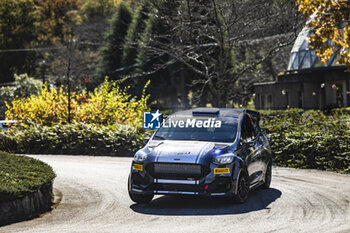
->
left=233, top=172, right=249, bottom=204
left=261, top=162, right=272, bottom=190
left=128, top=175, right=154, bottom=204
left=129, top=191, right=154, bottom=204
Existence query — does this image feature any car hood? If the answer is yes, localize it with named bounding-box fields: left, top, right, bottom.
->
left=146, top=140, right=230, bottom=164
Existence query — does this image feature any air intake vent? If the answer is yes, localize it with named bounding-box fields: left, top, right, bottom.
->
left=147, top=163, right=210, bottom=180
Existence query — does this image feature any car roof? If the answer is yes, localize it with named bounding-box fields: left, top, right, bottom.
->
left=169, top=108, right=257, bottom=119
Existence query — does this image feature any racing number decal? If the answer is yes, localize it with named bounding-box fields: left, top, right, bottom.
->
left=133, top=164, right=143, bottom=171
left=214, top=168, right=230, bottom=174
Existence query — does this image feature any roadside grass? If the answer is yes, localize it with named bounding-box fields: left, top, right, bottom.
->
left=0, top=151, right=55, bottom=202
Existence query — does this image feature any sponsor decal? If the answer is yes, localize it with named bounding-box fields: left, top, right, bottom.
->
left=214, top=168, right=230, bottom=174
left=133, top=164, right=143, bottom=171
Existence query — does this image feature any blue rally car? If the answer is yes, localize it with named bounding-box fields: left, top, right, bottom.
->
left=128, top=108, right=272, bottom=204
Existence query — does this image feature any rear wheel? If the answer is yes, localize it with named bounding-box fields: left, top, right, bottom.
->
left=128, top=175, right=154, bottom=204
left=261, top=162, right=272, bottom=189
left=233, top=172, right=249, bottom=204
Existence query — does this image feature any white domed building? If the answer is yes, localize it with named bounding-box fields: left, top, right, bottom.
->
left=254, top=27, right=350, bottom=109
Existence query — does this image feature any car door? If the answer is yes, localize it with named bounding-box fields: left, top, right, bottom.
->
left=256, top=131, right=272, bottom=171
left=240, top=116, right=261, bottom=185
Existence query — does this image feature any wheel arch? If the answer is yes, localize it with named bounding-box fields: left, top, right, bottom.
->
left=232, top=157, right=249, bottom=195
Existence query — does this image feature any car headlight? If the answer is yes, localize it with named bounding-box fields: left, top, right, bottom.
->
left=133, top=152, right=147, bottom=162
left=213, top=155, right=234, bottom=165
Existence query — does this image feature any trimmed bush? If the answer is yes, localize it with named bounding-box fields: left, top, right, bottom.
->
left=0, top=151, right=55, bottom=202
left=0, top=122, right=148, bottom=156
left=260, top=109, right=350, bottom=173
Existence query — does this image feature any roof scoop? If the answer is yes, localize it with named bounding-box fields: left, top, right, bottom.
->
left=192, top=108, right=220, bottom=116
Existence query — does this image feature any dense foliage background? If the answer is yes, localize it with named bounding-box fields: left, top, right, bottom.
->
left=0, top=0, right=303, bottom=110
left=261, top=109, right=350, bottom=173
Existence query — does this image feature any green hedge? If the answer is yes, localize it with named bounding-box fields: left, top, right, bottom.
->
left=0, top=122, right=147, bottom=156
left=0, top=109, right=348, bottom=173
left=0, top=151, right=56, bottom=202
left=260, top=109, right=350, bottom=173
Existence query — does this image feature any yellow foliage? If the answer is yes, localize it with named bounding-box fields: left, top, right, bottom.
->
left=297, top=0, right=350, bottom=67
left=34, top=0, right=81, bottom=43
left=5, top=79, right=150, bottom=127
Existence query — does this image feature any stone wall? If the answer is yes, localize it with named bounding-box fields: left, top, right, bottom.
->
left=0, top=184, right=53, bottom=226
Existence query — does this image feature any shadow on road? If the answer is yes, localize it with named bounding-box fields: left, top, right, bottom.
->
left=130, top=188, right=281, bottom=216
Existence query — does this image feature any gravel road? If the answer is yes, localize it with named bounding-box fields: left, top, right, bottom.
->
left=1, top=155, right=350, bottom=233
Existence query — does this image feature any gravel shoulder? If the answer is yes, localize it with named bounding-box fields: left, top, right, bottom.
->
left=1, top=155, right=350, bottom=233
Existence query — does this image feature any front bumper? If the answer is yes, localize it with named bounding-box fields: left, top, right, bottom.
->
left=129, top=161, right=239, bottom=197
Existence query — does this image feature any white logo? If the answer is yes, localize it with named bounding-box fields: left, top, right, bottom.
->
left=162, top=118, right=222, bottom=128
left=143, top=110, right=162, bottom=129
left=150, top=110, right=161, bottom=122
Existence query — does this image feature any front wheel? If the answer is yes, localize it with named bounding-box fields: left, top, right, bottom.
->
left=129, top=192, right=154, bottom=204
left=261, top=162, right=272, bottom=189
left=128, top=174, right=154, bottom=204
left=233, top=172, right=249, bottom=204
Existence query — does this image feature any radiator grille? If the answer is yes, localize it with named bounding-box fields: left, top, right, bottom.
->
left=147, top=163, right=209, bottom=179
left=154, top=163, right=201, bottom=174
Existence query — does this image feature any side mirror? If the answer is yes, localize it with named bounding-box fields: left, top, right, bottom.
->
left=143, top=137, right=150, bottom=144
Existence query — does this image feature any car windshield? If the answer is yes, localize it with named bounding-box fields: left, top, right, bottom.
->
left=153, top=117, right=238, bottom=142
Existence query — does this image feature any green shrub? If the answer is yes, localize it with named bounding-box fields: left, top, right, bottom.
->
left=0, top=122, right=148, bottom=156
left=0, top=151, right=55, bottom=202
left=260, top=109, right=350, bottom=173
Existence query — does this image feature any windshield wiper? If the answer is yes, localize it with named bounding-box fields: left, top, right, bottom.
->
left=153, top=135, right=167, bottom=140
